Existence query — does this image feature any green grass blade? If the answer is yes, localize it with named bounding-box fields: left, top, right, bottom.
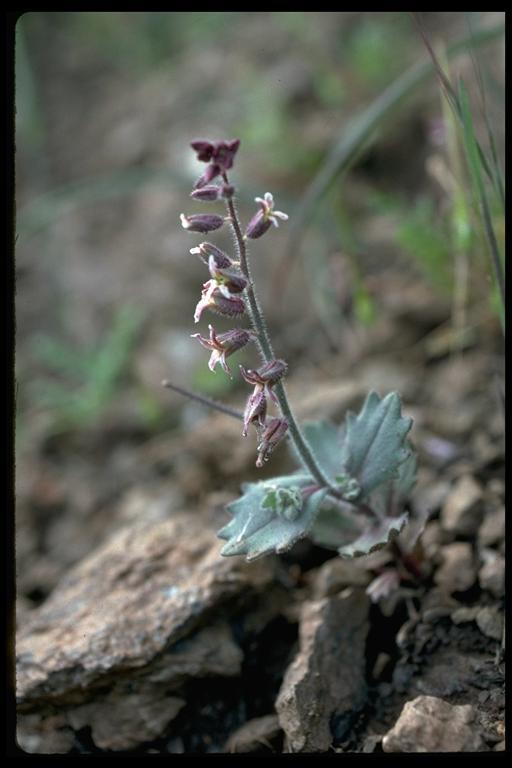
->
left=276, top=22, right=504, bottom=292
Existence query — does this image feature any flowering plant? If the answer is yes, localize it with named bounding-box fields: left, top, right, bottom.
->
left=166, top=139, right=418, bottom=563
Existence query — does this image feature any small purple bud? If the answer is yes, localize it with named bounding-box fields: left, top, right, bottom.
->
left=243, top=390, right=267, bottom=437
left=256, top=417, right=289, bottom=467
left=193, top=164, right=221, bottom=189
left=190, top=242, right=233, bottom=268
left=245, top=209, right=272, bottom=240
left=180, top=213, right=225, bottom=233
left=190, top=185, right=223, bottom=202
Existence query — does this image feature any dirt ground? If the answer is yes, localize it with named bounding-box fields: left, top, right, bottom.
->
left=14, top=12, right=505, bottom=754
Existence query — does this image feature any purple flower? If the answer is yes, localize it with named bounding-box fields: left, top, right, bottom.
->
left=245, top=192, right=288, bottom=239
left=191, top=325, right=257, bottom=377
left=190, top=242, right=233, bottom=269
left=242, top=389, right=267, bottom=437
left=240, top=359, right=287, bottom=404
left=180, top=213, right=225, bottom=233
left=208, top=256, right=247, bottom=297
left=256, top=417, right=289, bottom=467
left=194, top=282, right=245, bottom=323
left=190, top=139, right=241, bottom=189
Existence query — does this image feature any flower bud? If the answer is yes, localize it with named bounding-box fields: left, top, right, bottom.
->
left=256, top=417, right=289, bottom=467
left=190, top=242, right=233, bottom=268
left=193, top=164, right=221, bottom=189
left=190, top=185, right=223, bottom=202
left=191, top=325, right=257, bottom=377
left=190, top=183, right=236, bottom=202
left=242, top=390, right=267, bottom=437
left=180, top=213, right=225, bottom=233
left=194, top=283, right=245, bottom=323
left=245, top=209, right=272, bottom=240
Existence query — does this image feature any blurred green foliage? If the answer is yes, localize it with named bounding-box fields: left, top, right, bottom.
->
left=28, top=305, right=147, bottom=433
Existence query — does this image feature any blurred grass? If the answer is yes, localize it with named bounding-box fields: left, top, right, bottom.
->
left=27, top=305, right=146, bottom=434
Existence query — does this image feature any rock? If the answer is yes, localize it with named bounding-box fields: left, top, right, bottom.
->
left=275, top=588, right=369, bottom=753
left=382, top=695, right=486, bottom=752
left=441, top=475, right=483, bottom=537
left=311, top=557, right=371, bottom=598
left=16, top=714, right=75, bottom=754
left=478, top=507, right=505, bottom=548
left=434, top=543, right=476, bottom=593
left=451, top=606, right=480, bottom=625
left=478, top=552, right=505, bottom=598
left=17, top=514, right=271, bottom=707
left=67, top=689, right=186, bottom=751
left=476, top=607, right=503, bottom=641
left=224, top=715, right=282, bottom=753
left=16, top=514, right=274, bottom=750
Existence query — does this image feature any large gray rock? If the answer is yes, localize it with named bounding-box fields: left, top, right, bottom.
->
left=382, top=695, right=486, bottom=752
left=276, top=588, right=369, bottom=753
left=16, top=513, right=273, bottom=750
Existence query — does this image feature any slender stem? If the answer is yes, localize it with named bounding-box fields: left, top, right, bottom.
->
left=223, top=173, right=337, bottom=491
left=162, top=379, right=244, bottom=421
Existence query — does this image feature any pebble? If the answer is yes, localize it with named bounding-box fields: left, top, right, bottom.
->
left=478, top=507, right=505, bottom=548
left=441, top=475, right=483, bottom=537
left=475, top=607, right=503, bottom=641
left=382, top=695, right=485, bottom=752
left=478, top=552, right=505, bottom=598
left=434, top=542, right=476, bottom=593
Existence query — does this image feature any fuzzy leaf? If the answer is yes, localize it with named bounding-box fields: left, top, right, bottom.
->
left=309, top=502, right=365, bottom=551
left=301, top=420, right=342, bottom=479
left=339, top=391, right=413, bottom=497
left=365, top=447, right=417, bottom=519
left=338, top=511, right=409, bottom=559
left=218, top=475, right=326, bottom=562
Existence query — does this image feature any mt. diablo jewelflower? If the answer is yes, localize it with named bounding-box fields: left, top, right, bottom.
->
left=191, top=325, right=257, bottom=377
left=181, top=138, right=292, bottom=469
left=180, top=213, right=225, bottom=233
left=245, top=192, right=288, bottom=239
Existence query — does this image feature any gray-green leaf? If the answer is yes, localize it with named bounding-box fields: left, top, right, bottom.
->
left=338, top=511, right=409, bottom=558
left=218, top=475, right=327, bottom=562
left=339, top=391, right=413, bottom=497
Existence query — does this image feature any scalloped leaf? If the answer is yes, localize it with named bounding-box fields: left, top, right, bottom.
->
left=218, top=475, right=327, bottom=562
left=339, top=391, right=413, bottom=497
left=338, top=510, right=409, bottom=559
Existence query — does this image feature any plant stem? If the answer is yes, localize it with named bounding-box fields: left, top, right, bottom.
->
left=162, top=379, right=244, bottom=421
left=223, top=173, right=336, bottom=491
